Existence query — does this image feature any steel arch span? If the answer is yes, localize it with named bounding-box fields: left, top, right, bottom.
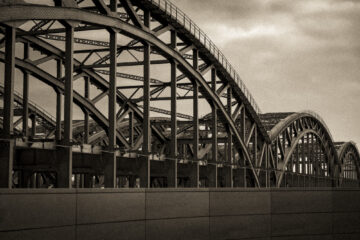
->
left=261, top=111, right=341, bottom=187
left=0, top=0, right=358, bottom=189
left=336, top=141, right=360, bottom=187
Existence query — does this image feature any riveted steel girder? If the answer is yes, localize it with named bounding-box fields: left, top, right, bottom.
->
left=0, top=5, right=260, bottom=185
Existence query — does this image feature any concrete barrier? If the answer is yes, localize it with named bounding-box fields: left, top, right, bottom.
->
left=0, top=188, right=359, bottom=240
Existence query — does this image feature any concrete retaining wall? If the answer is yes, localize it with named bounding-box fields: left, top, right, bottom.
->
left=0, top=188, right=359, bottom=240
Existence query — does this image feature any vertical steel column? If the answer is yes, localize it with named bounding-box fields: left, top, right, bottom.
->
left=142, top=9, right=151, bottom=188
left=307, top=134, right=311, bottom=186
left=63, top=26, right=74, bottom=145
left=296, top=142, right=300, bottom=186
left=241, top=108, right=246, bottom=141
left=108, top=35, right=117, bottom=151
left=226, top=87, right=233, bottom=187
left=57, top=25, right=74, bottom=188
left=0, top=26, right=15, bottom=188
left=104, top=0, right=118, bottom=188
left=307, top=134, right=310, bottom=180
left=3, top=26, right=15, bottom=137
left=84, top=76, right=90, bottom=144
left=311, top=134, right=314, bottom=184
left=169, top=29, right=177, bottom=187
left=55, top=60, right=62, bottom=142
left=253, top=126, right=258, bottom=185
left=193, top=48, right=199, bottom=188
left=241, top=109, right=246, bottom=187
left=211, top=68, right=218, bottom=188
left=301, top=136, right=305, bottom=186
left=170, top=30, right=177, bottom=157
left=315, top=139, right=319, bottom=186
left=31, top=114, right=36, bottom=138
left=265, top=145, right=269, bottom=188
left=129, top=111, right=134, bottom=147
left=22, top=43, right=29, bottom=139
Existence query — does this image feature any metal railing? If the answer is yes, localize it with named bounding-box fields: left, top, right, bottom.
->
left=10, top=86, right=57, bottom=124
left=146, top=0, right=261, bottom=114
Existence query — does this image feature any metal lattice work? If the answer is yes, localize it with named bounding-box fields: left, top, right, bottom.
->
left=0, top=0, right=358, bottom=189
left=336, top=141, right=360, bottom=187
left=265, top=111, right=340, bottom=187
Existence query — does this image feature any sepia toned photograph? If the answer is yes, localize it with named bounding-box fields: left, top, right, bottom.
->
left=0, top=0, right=359, bottom=239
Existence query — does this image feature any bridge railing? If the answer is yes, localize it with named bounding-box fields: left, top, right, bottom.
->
left=1, top=83, right=57, bottom=124
left=147, top=0, right=261, bottom=114
left=14, top=90, right=56, bottom=123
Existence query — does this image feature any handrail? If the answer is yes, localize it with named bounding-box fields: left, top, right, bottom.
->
left=13, top=89, right=56, bottom=123
left=146, top=0, right=261, bottom=114
left=0, top=84, right=56, bottom=124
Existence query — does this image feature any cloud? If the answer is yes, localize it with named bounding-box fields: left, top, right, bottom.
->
left=174, top=0, right=360, bottom=143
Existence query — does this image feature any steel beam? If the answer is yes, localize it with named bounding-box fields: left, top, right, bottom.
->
left=211, top=67, right=218, bottom=187
left=108, top=30, right=117, bottom=151
left=170, top=29, right=177, bottom=187
left=227, top=87, right=233, bottom=187
left=170, top=30, right=177, bottom=158
left=63, top=26, right=74, bottom=145
left=0, top=26, right=15, bottom=188
left=55, top=60, right=62, bottom=142
left=3, top=26, right=15, bottom=137
left=142, top=9, right=151, bottom=188
left=104, top=0, right=118, bottom=188
left=30, top=114, right=36, bottom=138
left=129, top=111, right=134, bottom=147
left=84, top=76, right=90, bottom=144
left=22, top=43, right=29, bottom=139
left=193, top=48, right=199, bottom=188
left=57, top=25, right=74, bottom=188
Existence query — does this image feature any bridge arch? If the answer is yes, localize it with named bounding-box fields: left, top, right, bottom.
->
left=336, top=141, right=360, bottom=187
left=0, top=0, right=270, bottom=187
left=264, top=111, right=339, bottom=187
left=0, top=1, right=357, bottom=189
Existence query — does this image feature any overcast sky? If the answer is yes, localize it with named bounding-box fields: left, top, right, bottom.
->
left=173, top=0, right=360, bottom=144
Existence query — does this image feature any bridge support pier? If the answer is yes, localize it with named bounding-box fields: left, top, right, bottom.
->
left=166, top=159, right=177, bottom=187
left=223, top=166, right=233, bottom=187
left=55, top=146, right=72, bottom=187
left=103, top=151, right=117, bottom=187
left=190, top=162, right=200, bottom=188
left=207, top=164, right=217, bottom=188
left=0, top=140, right=14, bottom=188
left=139, top=156, right=150, bottom=188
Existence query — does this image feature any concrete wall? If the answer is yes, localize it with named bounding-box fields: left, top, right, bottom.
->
left=0, top=188, right=359, bottom=240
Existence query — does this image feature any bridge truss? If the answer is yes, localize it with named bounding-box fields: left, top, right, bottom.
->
left=0, top=0, right=358, bottom=189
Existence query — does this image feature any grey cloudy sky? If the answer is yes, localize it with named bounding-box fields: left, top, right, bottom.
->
left=174, top=0, right=360, bottom=144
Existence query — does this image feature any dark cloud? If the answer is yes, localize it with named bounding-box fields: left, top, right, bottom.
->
left=174, top=0, right=360, bottom=144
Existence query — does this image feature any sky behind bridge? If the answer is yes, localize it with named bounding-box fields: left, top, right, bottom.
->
left=175, top=0, right=360, bottom=144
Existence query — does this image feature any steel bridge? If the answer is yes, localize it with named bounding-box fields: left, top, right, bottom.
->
left=0, top=0, right=359, bottom=191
